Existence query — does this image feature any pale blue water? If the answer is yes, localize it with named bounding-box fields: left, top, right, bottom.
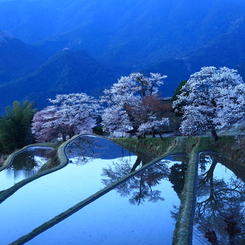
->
left=26, top=174, right=178, bottom=245
left=193, top=153, right=245, bottom=245
left=0, top=135, right=181, bottom=245
left=0, top=146, right=53, bottom=191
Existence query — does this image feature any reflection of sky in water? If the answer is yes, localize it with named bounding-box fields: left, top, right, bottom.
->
left=0, top=136, right=182, bottom=244
left=26, top=175, right=178, bottom=245
left=213, top=163, right=230, bottom=180
left=0, top=136, right=139, bottom=245
left=198, top=154, right=230, bottom=181
left=0, top=147, right=53, bottom=191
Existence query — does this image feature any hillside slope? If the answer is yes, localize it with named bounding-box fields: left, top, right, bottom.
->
left=1, top=0, right=245, bottom=69
left=0, top=49, right=121, bottom=113
left=1, top=0, right=245, bottom=111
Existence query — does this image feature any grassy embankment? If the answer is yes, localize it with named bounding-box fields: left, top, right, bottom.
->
left=112, top=134, right=245, bottom=245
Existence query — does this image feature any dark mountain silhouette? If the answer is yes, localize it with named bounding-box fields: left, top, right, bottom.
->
left=1, top=0, right=245, bottom=69
left=146, top=22, right=245, bottom=93
left=144, top=59, right=191, bottom=97
left=0, top=31, right=64, bottom=83
left=0, top=31, right=44, bottom=83
left=0, top=49, right=122, bottom=113
left=0, top=0, right=245, bottom=112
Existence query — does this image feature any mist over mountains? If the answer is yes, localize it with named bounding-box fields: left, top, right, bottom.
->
left=1, top=0, right=245, bottom=113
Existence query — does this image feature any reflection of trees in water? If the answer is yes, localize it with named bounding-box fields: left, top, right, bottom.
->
left=168, top=155, right=188, bottom=221
left=66, top=136, right=104, bottom=164
left=102, top=157, right=170, bottom=205
left=7, top=155, right=38, bottom=179
left=195, top=153, right=245, bottom=245
left=66, top=135, right=133, bottom=164
left=7, top=147, right=54, bottom=179
left=67, top=136, right=186, bottom=206
left=169, top=155, right=188, bottom=198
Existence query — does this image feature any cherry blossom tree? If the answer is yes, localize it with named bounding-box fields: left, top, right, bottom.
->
left=32, top=93, right=100, bottom=142
left=31, top=106, right=63, bottom=142
left=125, top=94, right=170, bottom=138
left=173, top=66, right=245, bottom=140
left=100, top=72, right=169, bottom=137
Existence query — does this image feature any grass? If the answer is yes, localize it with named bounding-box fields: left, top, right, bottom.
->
left=172, top=137, right=200, bottom=245
left=113, top=136, right=201, bottom=158
left=113, top=134, right=245, bottom=163
left=113, top=137, right=176, bottom=157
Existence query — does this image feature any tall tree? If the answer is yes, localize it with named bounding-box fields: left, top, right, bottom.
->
left=0, top=100, right=37, bottom=153
left=100, top=72, right=169, bottom=137
left=173, top=67, right=245, bottom=140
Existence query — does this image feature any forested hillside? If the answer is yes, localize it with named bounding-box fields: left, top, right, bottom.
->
left=0, top=48, right=120, bottom=112
left=0, top=31, right=51, bottom=83
left=1, top=0, right=245, bottom=113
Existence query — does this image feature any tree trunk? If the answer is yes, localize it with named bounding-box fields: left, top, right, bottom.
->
left=152, top=129, right=156, bottom=138
left=211, top=130, right=218, bottom=141
left=62, top=134, right=66, bottom=142
left=159, top=133, right=163, bottom=140
left=130, top=157, right=142, bottom=172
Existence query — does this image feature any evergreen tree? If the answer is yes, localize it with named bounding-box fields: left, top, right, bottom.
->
left=0, top=101, right=37, bottom=153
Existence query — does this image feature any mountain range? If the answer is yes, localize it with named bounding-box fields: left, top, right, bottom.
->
left=1, top=0, right=245, bottom=113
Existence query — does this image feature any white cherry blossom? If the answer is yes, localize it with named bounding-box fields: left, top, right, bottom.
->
left=173, top=66, right=245, bottom=139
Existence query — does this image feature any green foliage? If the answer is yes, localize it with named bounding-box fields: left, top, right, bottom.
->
left=170, top=80, right=188, bottom=130
left=171, top=80, right=187, bottom=116
left=92, top=126, right=104, bottom=135
left=171, top=80, right=187, bottom=102
left=0, top=100, right=37, bottom=154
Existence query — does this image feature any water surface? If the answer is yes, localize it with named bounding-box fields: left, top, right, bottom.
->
left=0, top=146, right=54, bottom=191
left=1, top=136, right=186, bottom=244
left=0, top=136, right=137, bottom=244
left=193, top=153, right=245, bottom=245
left=27, top=161, right=179, bottom=245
